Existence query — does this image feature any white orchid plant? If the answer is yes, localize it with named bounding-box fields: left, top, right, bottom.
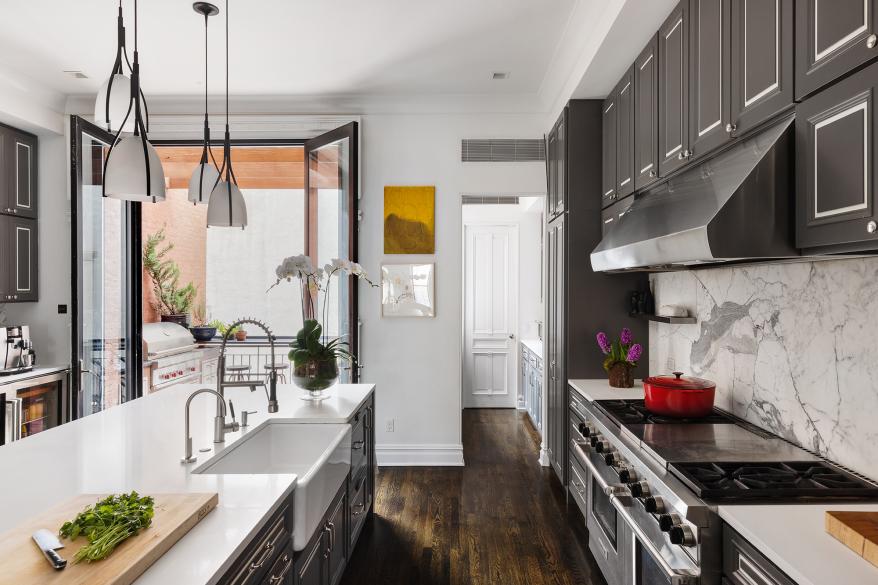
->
left=268, top=254, right=376, bottom=369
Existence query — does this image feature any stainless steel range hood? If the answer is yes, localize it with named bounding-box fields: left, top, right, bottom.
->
left=591, top=115, right=798, bottom=272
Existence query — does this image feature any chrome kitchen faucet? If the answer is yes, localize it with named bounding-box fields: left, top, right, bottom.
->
left=216, top=318, right=280, bottom=414
left=181, top=388, right=239, bottom=464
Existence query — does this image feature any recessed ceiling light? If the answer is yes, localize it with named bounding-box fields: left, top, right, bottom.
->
left=492, top=71, right=510, bottom=80
left=63, top=70, right=88, bottom=79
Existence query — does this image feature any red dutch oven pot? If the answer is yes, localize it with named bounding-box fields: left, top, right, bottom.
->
left=643, top=372, right=716, bottom=418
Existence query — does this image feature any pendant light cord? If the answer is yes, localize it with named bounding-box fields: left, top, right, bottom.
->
left=225, top=0, right=229, bottom=127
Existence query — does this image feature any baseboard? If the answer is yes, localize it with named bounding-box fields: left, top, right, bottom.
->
left=538, top=448, right=550, bottom=467
left=376, top=443, right=465, bottom=466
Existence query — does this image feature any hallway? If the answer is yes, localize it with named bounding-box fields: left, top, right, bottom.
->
left=341, top=409, right=606, bottom=585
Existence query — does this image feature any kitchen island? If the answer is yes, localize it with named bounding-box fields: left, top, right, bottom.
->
left=0, top=382, right=375, bottom=584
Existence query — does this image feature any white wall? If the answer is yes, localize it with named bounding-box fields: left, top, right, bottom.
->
left=2, top=134, right=71, bottom=366
left=358, top=113, right=546, bottom=465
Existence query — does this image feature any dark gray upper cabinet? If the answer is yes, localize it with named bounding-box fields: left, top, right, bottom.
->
left=796, top=59, right=878, bottom=251
left=796, top=0, right=878, bottom=100
left=602, top=93, right=618, bottom=207
left=555, top=110, right=567, bottom=216
left=615, top=66, right=636, bottom=198
left=730, top=0, right=794, bottom=136
left=0, top=215, right=37, bottom=303
left=2, top=128, right=37, bottom=220
left=689, top=0, right=732, bottom=158
left=634, top=35, right=659, bottom=191
left=658, top=0, right=690, bottom=176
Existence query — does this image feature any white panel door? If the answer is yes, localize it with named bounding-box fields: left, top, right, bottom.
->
left=463, top=224, right=518, bottom=408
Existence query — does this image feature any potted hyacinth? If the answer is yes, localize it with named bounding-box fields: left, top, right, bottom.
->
left=597, top=327, right=642, bottom=388
left=268, top=255, right=376, bottom=398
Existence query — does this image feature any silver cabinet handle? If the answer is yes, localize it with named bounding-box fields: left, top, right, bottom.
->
left=649, top=169, right=657, bottom=178
left=268, top=554, right=292, bottom=584
left=867, top=33, right=877, bottom=49
left=677, top=151, right=685, bottom=160
left=725, top=123, right=737, bottom=133
left=249, top=541, right=275, bottom=571
left=868, top=220, right=877, bottom=234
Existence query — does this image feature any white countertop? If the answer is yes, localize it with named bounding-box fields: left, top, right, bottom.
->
left=720, top=503, right=878, bottom=585
left=521, top=338, right=543, bottom=358
left=568, top=378, right=644, bottom=401
left=0, top=381, right=374, bottom=584
left=0, top=365, right=68, bottom=387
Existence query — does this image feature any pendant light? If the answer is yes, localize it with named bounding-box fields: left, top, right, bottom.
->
left=188, top=2, right=220, bottom=205
left=103, top=0, right=166, bottom=202
left=206, top=0, right=247, bottom=228
left=94, top=0, right=146, bottom=133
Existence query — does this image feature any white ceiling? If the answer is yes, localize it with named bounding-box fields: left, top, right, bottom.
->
left=0, top=0, right=580, bottom=100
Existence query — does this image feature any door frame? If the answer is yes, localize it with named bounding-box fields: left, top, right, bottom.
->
left=69, top=116, right=143, bottom=417
left=461, top=219, right=520, bottom=409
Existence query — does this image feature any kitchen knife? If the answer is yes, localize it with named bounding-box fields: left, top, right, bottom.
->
left=32, top=529, right=67, bottom=570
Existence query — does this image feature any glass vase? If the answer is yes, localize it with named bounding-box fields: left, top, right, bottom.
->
left=293, top=358, right=339, bottom=400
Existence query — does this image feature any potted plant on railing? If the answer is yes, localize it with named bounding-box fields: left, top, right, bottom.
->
left=268, top=255, right=377, bottom=399
left=142, top=228, right=197, bottom=327
left=189, top=304, right=217, bottom=342
left=597, top=327, right=642, bottom=388
left=216, top=321, right=245, bottom=341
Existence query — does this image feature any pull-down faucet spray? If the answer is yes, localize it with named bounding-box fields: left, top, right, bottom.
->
left=216, top=318, right=279, bottom=413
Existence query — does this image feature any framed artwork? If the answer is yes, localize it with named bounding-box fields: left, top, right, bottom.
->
left=384, top=186, right=435, bottom=253
left=381, top=263, right=435, bottom=317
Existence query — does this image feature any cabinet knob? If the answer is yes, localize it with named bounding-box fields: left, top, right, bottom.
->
left=648, top=169, right=657, bottom=178
left=867, top=34, right=877, bottom=49
left=677, top=152, right=685, bottom=160
left=12, top=209, right=16, bottom=214
left=868, top=220, right=877, bottom=234
left=725, top=123, right=737, bottom=134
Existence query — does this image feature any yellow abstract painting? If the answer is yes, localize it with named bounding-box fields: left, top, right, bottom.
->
left=384, top=186, right=435, bottom=254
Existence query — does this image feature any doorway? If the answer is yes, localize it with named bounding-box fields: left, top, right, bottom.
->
left=461, top=196, right=544, bottom=410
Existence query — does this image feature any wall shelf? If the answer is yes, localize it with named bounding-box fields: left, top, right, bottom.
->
left=629, top=313, right=697, bottom=325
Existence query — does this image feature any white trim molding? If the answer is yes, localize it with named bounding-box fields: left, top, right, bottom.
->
left=376, top=443, right=465, bottom=467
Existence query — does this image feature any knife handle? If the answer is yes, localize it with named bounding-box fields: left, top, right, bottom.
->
left=42, top=547, right=67, bottom=570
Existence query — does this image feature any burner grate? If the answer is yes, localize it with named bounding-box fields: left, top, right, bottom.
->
left=671, top=461, right=878, bottom=501
left=595, top=399, right=736, bottom=426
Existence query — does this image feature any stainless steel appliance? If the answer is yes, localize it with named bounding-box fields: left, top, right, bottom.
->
left=0, top=325, right=35, bottom=375
left=2, top=369, right=69, bottom=444
left=569, top=396, right=878, bottom=585
left=142, top=322, right=201, bottom=392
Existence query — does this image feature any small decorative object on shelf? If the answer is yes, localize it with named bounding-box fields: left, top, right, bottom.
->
left=269, top=255, right=377, bottom=399
left=234, top=328, right=247, bottom=342
left=597, top=327, right=642, bottom=388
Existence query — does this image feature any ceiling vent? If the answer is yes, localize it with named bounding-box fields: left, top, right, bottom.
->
left=491, top=71, right=510, bottom=80
left=63, top=70, right=88, bottom=79
left=462, top=195, right=520, bottom=205
left=461, top=139, right=545, bottom=162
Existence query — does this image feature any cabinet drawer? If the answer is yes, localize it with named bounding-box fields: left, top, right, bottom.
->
left=227, top=506, right=291, bottom=585
left=568, top=442, right=589, bottom=517
left=263, top=549, right=294, bottom=585
left=350, top=416, right=367, bottom=481
left=723, top=526, right=795, bottom=585
left=349, top=471, right=369, bottom=549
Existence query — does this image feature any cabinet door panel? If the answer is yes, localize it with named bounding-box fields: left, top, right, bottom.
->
left=796, top=0, right=878, bottom=99
left=690, top=0, right=731, bottom=158
left=602, top=95, right=618, bottom=207
left=551, top=218, right=566, bottom=484
left=0, top=216, right=10, bottom=300
left=634, top=36, right=659, bottom=190
left=556, top=111, right=567, bottom=215
left=9, top=217, right=37, bottom=302
left=327, top=490, right=347, bottom=585
left=658, top=1, right=690, bottom=176
left=797, top=60, right=877, bottom=250
left=11, top=133, right=37, bottom=219
left=296, top=533, right=325, bottom=585
left=730, top=0, right=794, bottom=135
left=616, top=67, right=636, bottom=198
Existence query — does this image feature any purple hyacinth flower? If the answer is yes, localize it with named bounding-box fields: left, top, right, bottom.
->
left=596, top=332, right=611, bottom=354
left=620, top=327, right=633, bottom=345
left=626, top=343, right=642, bottom=363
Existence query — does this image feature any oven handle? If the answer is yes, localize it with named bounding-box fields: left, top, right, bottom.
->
left=573, top=442, right=626, bottom=496
left=609, top=494, right=700, bottom=585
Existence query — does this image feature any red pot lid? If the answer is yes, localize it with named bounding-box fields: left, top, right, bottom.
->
left=644, top=372, right=715, bottom=390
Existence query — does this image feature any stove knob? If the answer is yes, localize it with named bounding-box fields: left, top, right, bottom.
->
left=603, top=451, right=617, bottom=466
left=594, top=440, right=611, bottom=453
left=589, top=434, right=601, bottom=447
left=658, top=513, right=681, bottom=532
left=617, top=467, right=637, bottom=483
left=669, top=525, right=696, bottom=547
left=627, top=481, right=650, bottom=498
left=577, top=422, right=591, bottom=437
left=643, top=496, right=665, bottom=514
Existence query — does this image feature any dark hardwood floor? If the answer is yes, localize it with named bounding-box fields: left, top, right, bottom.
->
left=341, top=409, right=607, bottom=585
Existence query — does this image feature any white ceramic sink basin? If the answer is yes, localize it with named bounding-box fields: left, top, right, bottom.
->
left=194, top=422, right=351, bottom=550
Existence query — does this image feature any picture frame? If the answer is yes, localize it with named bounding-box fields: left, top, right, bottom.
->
left=381, top=263, right=436, bottom=317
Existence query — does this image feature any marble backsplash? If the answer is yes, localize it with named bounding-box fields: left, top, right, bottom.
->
left=648, top=257, right=878, bottom=480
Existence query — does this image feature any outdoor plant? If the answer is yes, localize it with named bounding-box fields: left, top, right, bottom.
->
left=268, top=255, right=377, bottom=391
left=142, top=228, right=198, bottom=317
left=216, top=321, right=240, bottom=337
left=597, top=327, right=642, bottom=388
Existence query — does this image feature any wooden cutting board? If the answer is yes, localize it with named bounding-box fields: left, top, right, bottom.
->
left=0, top=492, right=218, bottom=585
left=826, top=511, right=878, bottom=568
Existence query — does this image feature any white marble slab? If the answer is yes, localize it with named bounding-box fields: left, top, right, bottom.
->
left=720, top=503, right=878, bottom=585
left=0, top=382, right=374, bottom=584
left=650, top=257, right=878, bottom=480
left=521, top=338, right=544, bottom=359
left=568, top=379, right=644, bottom=402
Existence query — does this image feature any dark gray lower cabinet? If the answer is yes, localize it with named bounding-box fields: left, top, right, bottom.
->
left=796, top=0, right=878, bottom=100
left=723, top=526, right=795, bottom=585
left=796, top=59, right=878, bottom=251
left=219, top=393, right=375, bottom=585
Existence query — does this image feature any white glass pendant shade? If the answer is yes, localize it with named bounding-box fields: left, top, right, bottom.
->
left=207, top=180, right=247, bottom=227
left=187, top=162, right=220, bottom=204
left=104, top=136, right=167, bottom=202
left=94, top=73, right=134, bottom=133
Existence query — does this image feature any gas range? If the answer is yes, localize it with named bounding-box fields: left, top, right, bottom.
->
left=570, top=395, right=878, bottom=585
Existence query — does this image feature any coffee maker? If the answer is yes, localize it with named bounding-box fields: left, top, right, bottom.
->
left=0, top=325, right=35, bottom=375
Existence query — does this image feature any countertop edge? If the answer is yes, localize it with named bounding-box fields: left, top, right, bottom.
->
left=568, top=378, right=644, bottom=402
